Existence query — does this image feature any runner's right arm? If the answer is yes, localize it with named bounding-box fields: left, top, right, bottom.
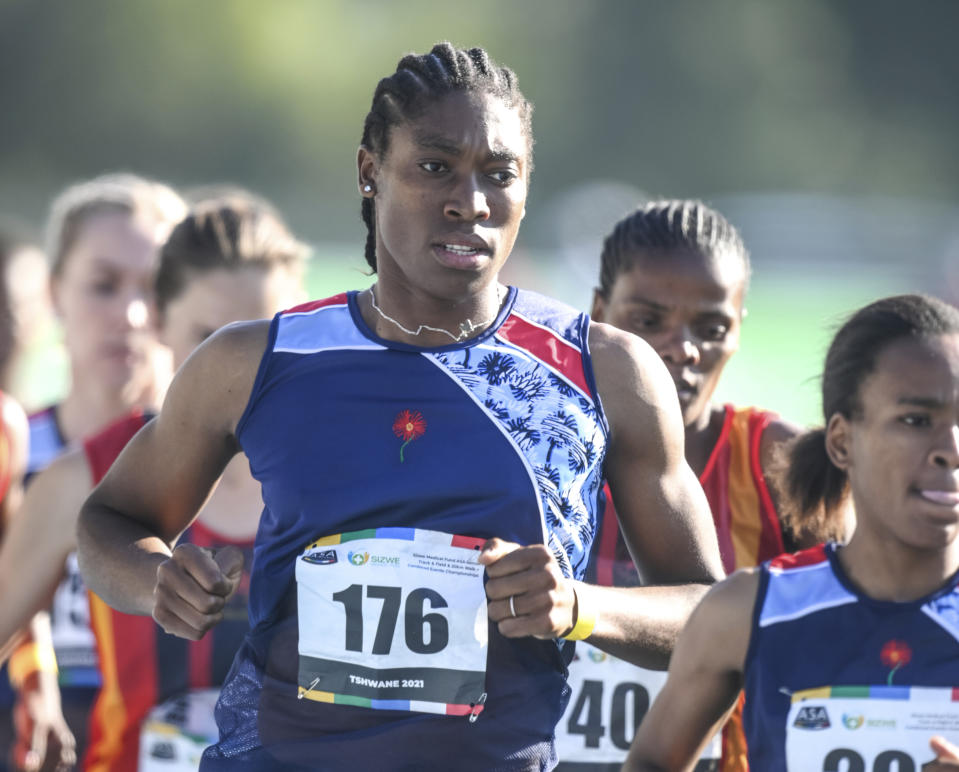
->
left=622, top=570, right=757, bottom=771
left=76, top=320, right=267, bottom=635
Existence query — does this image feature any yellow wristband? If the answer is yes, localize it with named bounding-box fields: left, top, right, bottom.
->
left=7, top=642, right=58, bottom=688
left=561, top=587, right=597, bottom=641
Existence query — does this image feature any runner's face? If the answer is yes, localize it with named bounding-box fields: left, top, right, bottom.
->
left=359, top=91, right=529, bottom=302
left=51, top=211, right=163, bottom=391
left=160, top=265, right=301, bottom=368
left=592, top=249, right=745, bottom=427
left=833, top=333, right=959, bottom=551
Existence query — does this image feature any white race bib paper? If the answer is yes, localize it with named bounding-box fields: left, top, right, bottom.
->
left=786, top=685, right=959, bottom=770
left=295, top=527, right=488, bottom=716
left=556, top=642, right=720, bottom=768
left=138, top=689, right=219, bottom=772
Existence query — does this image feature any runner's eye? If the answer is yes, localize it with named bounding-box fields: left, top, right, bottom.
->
left=488, top=170, right=517, bottom=185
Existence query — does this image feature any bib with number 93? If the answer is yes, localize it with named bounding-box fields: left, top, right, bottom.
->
left=295, top=527, right=488, bottom=717
left=785, top=685, right=959, bottom=771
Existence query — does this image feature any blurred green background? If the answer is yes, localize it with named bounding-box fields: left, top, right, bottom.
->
left=2, top=0, right=958, bottom=424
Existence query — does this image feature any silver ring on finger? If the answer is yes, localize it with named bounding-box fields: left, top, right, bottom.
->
left=509, top=595, right=517, bottom=618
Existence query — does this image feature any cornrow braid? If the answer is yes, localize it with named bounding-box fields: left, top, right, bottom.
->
left=597, top=200, right=749, bottom=300
left=359, top=42, right=533, bottom=272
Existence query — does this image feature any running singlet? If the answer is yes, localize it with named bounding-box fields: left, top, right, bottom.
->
left=744, top=544, right=959, bottom=769
left=203, top=288, right=608, bottom=771
left=81, top=411, right=255, bottom=772
left=557, top=405, right=783, bottom=771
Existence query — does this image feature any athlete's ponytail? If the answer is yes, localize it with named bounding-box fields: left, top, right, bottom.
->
left=777, top=427, right=848, bottom=542
left=775, top=293, right=959, bottom=541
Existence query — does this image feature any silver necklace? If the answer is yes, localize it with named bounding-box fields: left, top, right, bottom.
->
left=369, top=286, right=503, bottom=342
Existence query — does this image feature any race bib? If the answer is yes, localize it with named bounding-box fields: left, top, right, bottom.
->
left=786, top=685, right=959, bottom=770
left=556, top=643, right=720, bottom=768
left=295, top=528, right=488, bottom=717
left=50, top=552, right=100, bottom=686
left=138, top=689, right=219, bottom=771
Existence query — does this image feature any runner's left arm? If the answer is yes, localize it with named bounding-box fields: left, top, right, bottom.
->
left=0, top=448, right=89, bottom=653
left=483, top=323, right=724, bottom=668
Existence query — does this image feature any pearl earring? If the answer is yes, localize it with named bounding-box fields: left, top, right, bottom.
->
left=363, top=185, right=372, bottom=193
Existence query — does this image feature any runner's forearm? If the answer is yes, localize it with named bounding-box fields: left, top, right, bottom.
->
left=77, top=504, right=172, bottom=616
left=575, top=582, right=713, bottom=669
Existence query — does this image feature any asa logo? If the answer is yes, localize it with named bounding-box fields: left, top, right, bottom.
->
left=348, top=551, right=370, bottom=566
left=303, top=549, right=337, bottom=566
left=842, top=714, right=864, bottom=730
left=793, top=705, right=830, bottom=730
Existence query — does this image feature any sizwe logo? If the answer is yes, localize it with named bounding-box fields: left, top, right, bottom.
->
left=348, top=551, right=370, bottom=566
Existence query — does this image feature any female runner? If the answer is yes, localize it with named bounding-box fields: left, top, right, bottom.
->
left=558, top=200, right=824, bottom=771
left=624, top=294, right=959, bottom=770
left=78, top=44, right=725, bottom=770
left=0, top=193, right=305, bottom=770
left=5, top=173, right=183, bottom=770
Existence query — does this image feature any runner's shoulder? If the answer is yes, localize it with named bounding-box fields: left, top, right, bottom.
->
left=178, top=319, right=271, bottom=388
left=685, top=569, right=759, bottom=670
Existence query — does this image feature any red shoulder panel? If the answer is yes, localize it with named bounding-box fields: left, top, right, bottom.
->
left=768, top=543, right=828, bottom=571
left=497, top=313, right=591, bottom=397
left=283, top=293, right=349, bottom=315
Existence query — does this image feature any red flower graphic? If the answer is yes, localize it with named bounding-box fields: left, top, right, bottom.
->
left=392, top=410, right=426, bottom=462
left=880, top=640, right=912, bottom=685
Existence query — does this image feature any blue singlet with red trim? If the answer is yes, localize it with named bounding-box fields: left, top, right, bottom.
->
left=202, top=287, right=609, bottom=771
left=744, top=543, right=959, bottom=769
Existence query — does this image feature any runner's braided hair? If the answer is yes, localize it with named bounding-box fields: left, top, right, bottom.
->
left=597, top=200, right=749, bottom=300
left=359, top=42, right=533, bottom=272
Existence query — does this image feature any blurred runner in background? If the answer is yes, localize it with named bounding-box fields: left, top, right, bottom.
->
left=4, top=174, right=184, bottom=770
left=557, top=200, right=832, bottom=771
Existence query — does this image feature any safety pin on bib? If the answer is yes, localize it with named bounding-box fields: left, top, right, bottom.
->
left=298, top=677, right=321, bottom=700
left=468, top=692, right=487, bottom=723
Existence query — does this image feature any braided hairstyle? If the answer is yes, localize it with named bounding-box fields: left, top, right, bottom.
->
left=359, top=42, right=533, bottom=272
left=597, top=200, right=749, bottom=301
left=778, top=294, right=959, bottom=541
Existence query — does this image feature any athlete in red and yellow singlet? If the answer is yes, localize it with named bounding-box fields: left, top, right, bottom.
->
left=83, top=413, right=255, bottom=772
left=556, top=201, right=825, bottom=771
left=588, top=405, right=783, bottom=770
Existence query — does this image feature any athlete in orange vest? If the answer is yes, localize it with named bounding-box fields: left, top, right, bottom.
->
left=556, top=200, right=832, bottom=772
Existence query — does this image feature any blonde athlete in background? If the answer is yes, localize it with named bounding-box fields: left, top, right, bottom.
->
left=0, top=194, right=305, bottom=770
left=3, top=174, right=183, bottom=771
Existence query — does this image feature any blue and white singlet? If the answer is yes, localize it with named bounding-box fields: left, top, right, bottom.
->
left=202, top=288, right=609, bottom=771
left=744, top=543, right=959, bottom=770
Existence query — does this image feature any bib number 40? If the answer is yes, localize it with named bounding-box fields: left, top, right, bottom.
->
left=567, top=679, right=650, bottom=750
left=332, top=584, right=449, bottom=655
